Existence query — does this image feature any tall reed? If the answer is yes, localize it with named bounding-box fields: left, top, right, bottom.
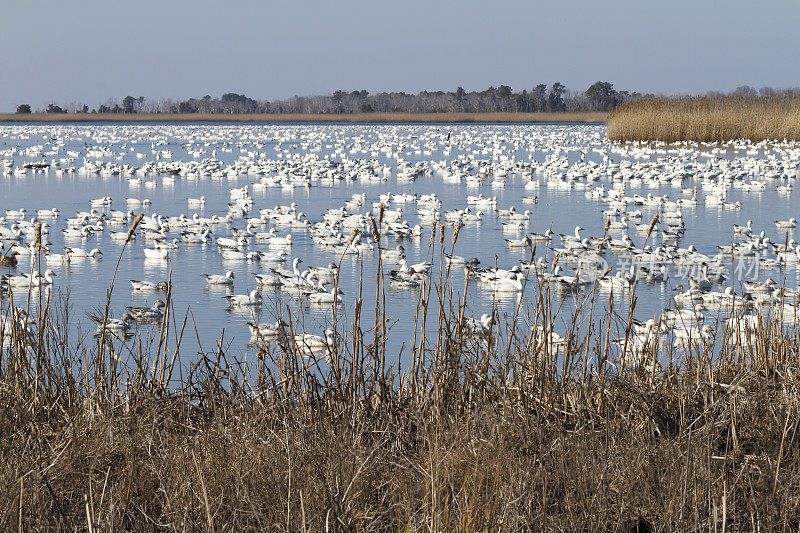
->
left=608, top=95, right=800, bottom=143
left=1, top=229, right=800, bottom=529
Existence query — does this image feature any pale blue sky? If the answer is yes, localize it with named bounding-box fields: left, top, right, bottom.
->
left=1, top=0, right=798, bottom=111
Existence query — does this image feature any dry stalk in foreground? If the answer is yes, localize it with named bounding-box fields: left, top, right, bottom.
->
left=0, top=229, right=799, bottom=530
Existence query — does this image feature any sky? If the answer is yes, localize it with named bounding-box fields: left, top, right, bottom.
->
left=1, top=0, right=799, bottom=112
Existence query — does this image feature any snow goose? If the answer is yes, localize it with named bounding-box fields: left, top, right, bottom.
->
left=126, top=300, right=166, bottom=322
left=65, top=247, right=102, bottom=258
left=93, top=313, right=134, bottom=337
left=380, top=245, right=406, bottom=261
left=0, top=250, right=19, bottom=268
left=202, top=271, right=235, bottom=285
left=4, top=270, right=56, bottom=288
left=292, top=328, right=335, bottom=355
left=597, top=268, right=634, bottom=290
left=252, top=273, right=283, bottom=287
left=775, top=217, right=797, bottom=229
left=269, top=234, right=293, bottom=247
left=397, top=259, right=432, bottom=275
left=505, top=236, right=532, bottom=248
left=130, top=280, right=168, bottom=291
left=187, top=196, right=206, bottom=207
left=388, top=269, right=423, bottom=287
left=660, top=305, right=705, bottom=326
left=62, top=227, right=94, bottom=239
left=732, top=219, right=753, bottom=234
left=220, top=249, right=261, bottom=261
left=216, top=235, right=248, bottom=248
left=462, top=313, right=493, bottom=339
left=225, top=289, right=262, bottom=308
left=34, top=269, right=58, bottom=286
left=307, top=285, right=343, bottom=304
left=488, top=272, right=525, bottom=293
left=246, top=320, right=285, bottom=341
left=143, top=248, right=169, bottom=260
left=672, top=323, right=714, bottom=349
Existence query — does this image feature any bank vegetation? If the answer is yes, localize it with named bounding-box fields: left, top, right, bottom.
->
left=608, top=96, right=800, bottom=143
left=1, top=223, right=799, bottom=530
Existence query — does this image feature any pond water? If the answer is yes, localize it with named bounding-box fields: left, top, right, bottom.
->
left=2, top=123, right=800, bottom=368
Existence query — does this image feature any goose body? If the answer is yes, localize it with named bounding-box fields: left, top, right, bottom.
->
left=93, top=313, right=134, bottom=336
left=65, top=247, right=102, bottom=258
left=126, top=300, right=166, bottom=322
left=775, top=217, right=797, bottom=229
left=307, top=285, right=343, bottom=304
left=130, top=280, right=168, bottom=291
left=246, top=321, right=285, bottom=340
left=143, top=248, right=169, bottom=260
left=203, top=271, right=235, bottom=285
left=0, top=250, right=19, bottom=267
left=224, top=289, right=262, bottom=307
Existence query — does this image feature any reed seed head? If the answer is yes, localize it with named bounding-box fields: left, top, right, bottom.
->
left=371, top=218, right=380, bottom=242
left=34, top=222, right=42, bottom=252
left=127, top=213, right=144, bottom=243
left=646, top=213, right=659, bottom=239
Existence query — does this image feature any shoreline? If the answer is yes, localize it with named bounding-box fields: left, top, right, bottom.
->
left=0, top=111, right=608, bottom=124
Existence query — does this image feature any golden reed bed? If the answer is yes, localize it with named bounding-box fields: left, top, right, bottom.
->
left=0, top=111, right=607, bottom=124
left=608, top=96, right=800, bottom=143
left=2, top=223, right=800, bottom=529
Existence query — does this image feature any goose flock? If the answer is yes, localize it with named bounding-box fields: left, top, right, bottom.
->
left=3, top=123, right=800, bottom=363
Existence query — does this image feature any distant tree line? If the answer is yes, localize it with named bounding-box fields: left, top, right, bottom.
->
left=15, top=84, right=800, bottom=115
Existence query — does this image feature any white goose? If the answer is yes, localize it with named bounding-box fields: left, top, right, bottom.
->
left=269, top=234, right=293, bottom=247
left=130, top=280, right=168, bottom=291
left=5, top=269, right=57, bottom=288
left=143, top=248, right=169, bottom=260
left=93, top=313, right=134, bottom=336
left=487, top=272, right=525, bottom=293
left=307, top=285, right=343, bottom=304
left=65, top=247, right=102, bottom=258
left=225, top=289, right=262, bottom=307
left=203, top=271, right=235, bottom=285
left=187, top=196, right=206, bottom=207
left=292, top=328, right=335, bottom=355
left=775, top=217, right=797, bottom=229
left=732, top=219, right=753, bottom=234
left=246, top=320, right=285, bottom=340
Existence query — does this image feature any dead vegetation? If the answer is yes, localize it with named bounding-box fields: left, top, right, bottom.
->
left=1, top=223, right=800, bottom=530
left=608, top=96, right=800, bottom=143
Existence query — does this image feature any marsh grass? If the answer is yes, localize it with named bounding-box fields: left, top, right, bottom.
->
left=0, top=112, right=608, bottom=124
left=1, top=223, right=800, bottom=530
left=608, top=96, right=800, bottom=143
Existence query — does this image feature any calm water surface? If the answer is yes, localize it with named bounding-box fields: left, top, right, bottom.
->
left=1, top=123, right=799, bottom=370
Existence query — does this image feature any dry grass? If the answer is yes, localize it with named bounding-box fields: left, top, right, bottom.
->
left=2, top=223, right=800, bottom=530
left=608, top=96, right=800, bottom=143
left=0, top=111, right=608, bottom=124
